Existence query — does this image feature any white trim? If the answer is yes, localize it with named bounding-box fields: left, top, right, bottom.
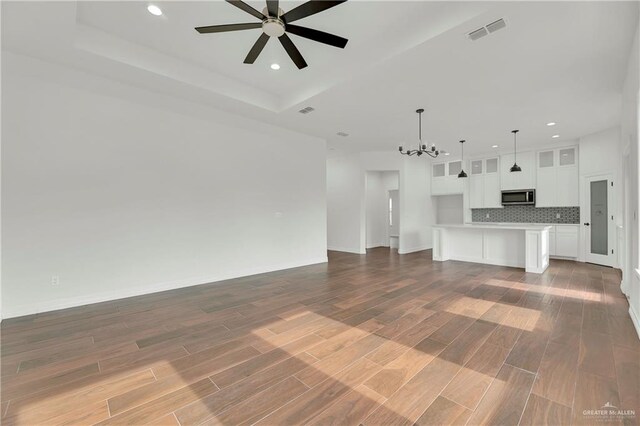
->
left=3, top=256, right=328, bottom=319
left=327, top=246, right=365, bottom=254
left=629, top=269, right=640, bottom=340
left=399, top=245, right=432, bottom=255
left=630, top=306, right=640, bottom=340
left=443, top=255, right=522, bottom=269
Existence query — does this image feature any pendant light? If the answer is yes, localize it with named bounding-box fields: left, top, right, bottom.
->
left=399, top=109, right=439, bottom=158
left=457, top=140, right=467, bottom=178
left=510, top=129, right=522, bottom=172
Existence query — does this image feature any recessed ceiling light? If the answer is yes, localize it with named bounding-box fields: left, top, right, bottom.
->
left=552, top=134, right=560, bottom=138
left=547, top=122, right=556, bottom=126
left=147, top=4, right=162, bottom=16
left=270, top=63, right=280, bottom=70
left=492, top=145, right=499, bottom=148
left=444, top=152, right=450, bottom=156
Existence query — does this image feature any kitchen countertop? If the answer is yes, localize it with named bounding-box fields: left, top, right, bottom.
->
left=433, top=223, right=553, bottom=231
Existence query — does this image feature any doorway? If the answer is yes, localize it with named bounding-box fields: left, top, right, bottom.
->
left=389, top=189, right=399, bottom=249
left=365, top=171, right=400, bottom=250
left=584, top=174, right=616, bottom=266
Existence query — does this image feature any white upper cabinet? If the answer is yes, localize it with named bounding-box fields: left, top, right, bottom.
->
left=469, top=157, right=501, bottom=208
left=500, top=151, right=535, bottom=190
left=536, top=146, right=579, bottom=207
left=432, top=160, right=465, bottom=195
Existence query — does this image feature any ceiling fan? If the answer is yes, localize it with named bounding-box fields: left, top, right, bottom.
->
left=195, top=0, right=349, bottom=69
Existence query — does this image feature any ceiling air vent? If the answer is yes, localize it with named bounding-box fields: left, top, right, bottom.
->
left=468, top=27, right=488, bottom=41
left=298, top=106, right=315, bottom=114
left=337, top=132, right=349, bottom=137
left=486, top=18, right=506, bottom=33
left=467, top=18, right=507, bottom=41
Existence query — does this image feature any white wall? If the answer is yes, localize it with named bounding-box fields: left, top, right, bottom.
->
left=2, top=52, right=328, bottom=318
left=578, top=127, right=623, bottom=263
left=327, top=155, right=364, bottom=253
left=434, top=195, right=464, bottom=224
left=327, top=151, right=434, bottom=255
left=399, top=157, right=434, bottom=254
left=620, top=17, right=640, bottom=338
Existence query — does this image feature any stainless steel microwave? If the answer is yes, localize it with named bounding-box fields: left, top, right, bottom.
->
left=501, top=189, right=535, bottom=206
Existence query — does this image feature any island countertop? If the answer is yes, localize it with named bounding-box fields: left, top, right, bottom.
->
left=433, top=223, right=553, bottom=231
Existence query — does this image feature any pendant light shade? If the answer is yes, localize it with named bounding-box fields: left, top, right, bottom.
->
left=510, top=129, right=522, bottom=172
left=457, top=140, right=467, bottom=178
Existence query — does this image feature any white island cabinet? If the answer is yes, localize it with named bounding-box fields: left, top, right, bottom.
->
left=432, top=223, right=551, bottom=274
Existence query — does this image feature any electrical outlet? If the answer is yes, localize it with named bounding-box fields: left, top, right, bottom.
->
left=486, top=213, right=490, bottom=219
left=51, top=276, right=59, bottom=286
left=556, top=213, right=561, bottom=219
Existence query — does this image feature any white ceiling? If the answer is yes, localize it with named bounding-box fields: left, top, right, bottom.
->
left=2, top=1, right=638, bottom=157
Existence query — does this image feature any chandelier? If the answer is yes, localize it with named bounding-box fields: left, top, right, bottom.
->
left=399, top=108, right=439, bottom=158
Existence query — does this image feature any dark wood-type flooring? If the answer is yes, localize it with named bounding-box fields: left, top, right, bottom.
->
left=1, top=249, right=639, bottom=425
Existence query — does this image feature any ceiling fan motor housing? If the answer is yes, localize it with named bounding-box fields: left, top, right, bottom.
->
left=263, top=18, right=285, bottom=37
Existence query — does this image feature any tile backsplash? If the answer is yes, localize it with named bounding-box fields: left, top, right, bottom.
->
left=471, top=206, right=580, bottom=224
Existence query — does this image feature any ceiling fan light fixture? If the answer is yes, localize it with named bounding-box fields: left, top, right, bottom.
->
left=263, top=18, right=285, bottom=37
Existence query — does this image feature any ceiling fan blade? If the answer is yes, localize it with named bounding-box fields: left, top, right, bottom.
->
left=266, top=0, right=279, bottom=17
left=278, top=33, right=307, bottom=69
left=195, top=22, right=262, bottom=34
left=285, top=24, right=348, bottom=48
left=225, top=0, right=266, bottom=20
left=281, top=0, right=347, bottom=23
left=244, top=33, right=270, bottom=64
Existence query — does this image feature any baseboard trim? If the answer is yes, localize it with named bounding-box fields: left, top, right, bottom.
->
left=398, top=245, right=432, bottom=255
left=327, top=246, right=365, bottom=254
left=3, top=256, right=328, bottom=319
left=629, top=304, right=640, bottom=341
left=366, top=244, right=391, bottom=249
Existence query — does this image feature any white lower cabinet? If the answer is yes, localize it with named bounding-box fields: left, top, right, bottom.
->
left=548, top=225, right=579, bottom=258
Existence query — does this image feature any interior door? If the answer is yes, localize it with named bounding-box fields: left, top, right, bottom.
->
left=584, top=175, right=615, bottom=266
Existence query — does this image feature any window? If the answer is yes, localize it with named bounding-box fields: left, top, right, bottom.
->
left=389, top=197, right=393, bottom=227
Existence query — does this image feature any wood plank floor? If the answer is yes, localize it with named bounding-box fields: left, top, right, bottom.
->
left=2, top=248, right=639, bottom=425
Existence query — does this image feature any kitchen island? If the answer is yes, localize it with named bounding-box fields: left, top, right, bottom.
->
left=432, top=223, right=551, bottom=274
